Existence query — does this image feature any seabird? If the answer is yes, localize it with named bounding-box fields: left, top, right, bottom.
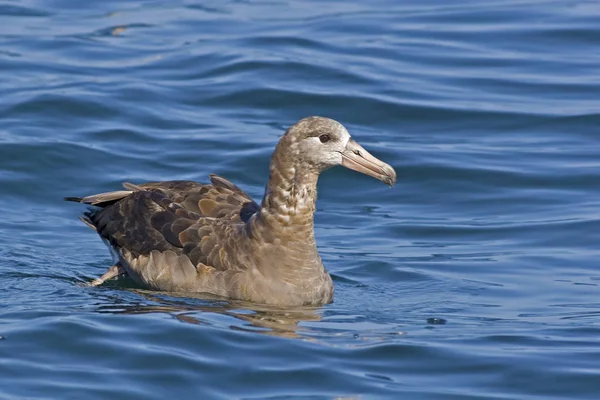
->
left=66, top=116, right=396, bottom=306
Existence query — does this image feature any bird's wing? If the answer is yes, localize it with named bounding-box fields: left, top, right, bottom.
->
left=68, top=174, right=259, bottom=223
left=65, top=175, right=261, bottom=284
left=136, top=174, right=260, bottom=223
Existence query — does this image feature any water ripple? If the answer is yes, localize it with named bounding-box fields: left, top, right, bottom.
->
left=2, top=0, right=600, bottom=399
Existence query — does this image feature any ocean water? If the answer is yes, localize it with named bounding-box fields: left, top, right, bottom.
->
left=1, top=0, right=600, bottom=398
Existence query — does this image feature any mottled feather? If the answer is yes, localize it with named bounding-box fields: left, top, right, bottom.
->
left=73, top=176, right=259, bottom=262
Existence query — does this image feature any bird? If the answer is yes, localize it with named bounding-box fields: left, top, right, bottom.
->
left=65, top=116, right=396, bottom=306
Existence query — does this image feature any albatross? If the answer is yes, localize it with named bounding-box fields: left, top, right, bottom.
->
left=66, top=116, right=396, bottom=306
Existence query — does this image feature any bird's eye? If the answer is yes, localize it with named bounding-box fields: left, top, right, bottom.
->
left=319, top=134, right=331, bottom=143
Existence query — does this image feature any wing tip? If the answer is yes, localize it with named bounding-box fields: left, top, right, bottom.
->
left=78, top=216, right=97, bottom=231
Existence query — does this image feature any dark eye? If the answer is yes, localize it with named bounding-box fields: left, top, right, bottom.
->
left=319, top=134, right=331, bottom=143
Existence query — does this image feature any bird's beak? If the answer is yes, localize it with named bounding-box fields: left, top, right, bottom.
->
left=340, top=138, right=397, bottom=187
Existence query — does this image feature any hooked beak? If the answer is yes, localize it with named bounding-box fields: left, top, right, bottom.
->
left=340, top=138, right=397, bottom=187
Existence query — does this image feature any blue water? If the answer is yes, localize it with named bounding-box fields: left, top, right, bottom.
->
left=2, top=0, right=600, bottom=398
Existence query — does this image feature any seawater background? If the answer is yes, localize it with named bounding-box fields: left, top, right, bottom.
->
left=1, top=0, right=599, bottom=398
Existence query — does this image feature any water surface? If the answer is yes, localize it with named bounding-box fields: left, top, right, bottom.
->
left=1, top=0, right=600, bottom=398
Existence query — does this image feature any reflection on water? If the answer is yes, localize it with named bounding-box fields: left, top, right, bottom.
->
left=96, top=288, right=323, bottom=339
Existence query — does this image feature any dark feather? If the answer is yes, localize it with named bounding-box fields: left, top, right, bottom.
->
left=240, top=201, right=259, bottom=223
left=66, top=175, right=259, bottom=266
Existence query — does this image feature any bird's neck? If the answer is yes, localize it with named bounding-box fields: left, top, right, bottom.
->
left=253, top=150, right=319, bottom=248
left=238, top=141, right=332, bottom=304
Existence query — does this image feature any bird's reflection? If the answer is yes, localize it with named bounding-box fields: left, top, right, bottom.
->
left=95, top=288, right=323, bottom=339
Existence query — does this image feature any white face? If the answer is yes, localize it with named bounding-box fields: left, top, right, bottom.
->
left=296, top=122, right=351, bottom=170
left=280, top=116, right=397, bottom=187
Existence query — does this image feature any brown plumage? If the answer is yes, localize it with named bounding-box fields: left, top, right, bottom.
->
left=66, top=116, right=396, bottom=306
